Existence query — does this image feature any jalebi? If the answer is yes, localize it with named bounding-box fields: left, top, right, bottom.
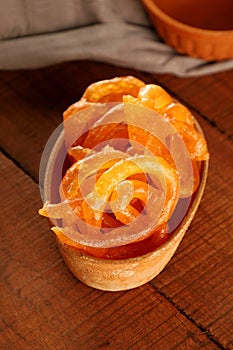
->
left=39, top=76, right=209, bottom=259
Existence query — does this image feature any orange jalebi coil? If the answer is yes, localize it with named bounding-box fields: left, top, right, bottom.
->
left=81, top=76, right=145, bottom=103
left=51, top=224, right=169, bottom=259
left=40, top=76, right=209, bottom=259
left=123, top=84, right=209, bottom=161
left=63, top=76, right=145, bottom=119
left=59, top=154, right=178, bottom=229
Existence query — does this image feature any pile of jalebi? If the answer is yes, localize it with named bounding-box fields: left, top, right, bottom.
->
left=39, top=76, right=209, bottom=259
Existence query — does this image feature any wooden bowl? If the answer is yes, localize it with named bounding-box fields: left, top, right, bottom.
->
left=142, top=0, right=233, bottom=60
left=42, top=121, right=208, bottom=291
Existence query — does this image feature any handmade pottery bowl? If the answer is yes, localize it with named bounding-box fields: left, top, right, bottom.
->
left=142, top=0, right=233, bottom=60
left=41, top=119, right=208, bottom=292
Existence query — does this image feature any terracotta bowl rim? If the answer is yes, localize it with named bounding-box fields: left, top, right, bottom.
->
left=142, top=0, right=233, bottom=36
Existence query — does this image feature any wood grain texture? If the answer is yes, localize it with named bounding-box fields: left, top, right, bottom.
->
left=0, top=152, right=219, bottom=350
left=1, top=62, right=232, bottom=182
left=150, top=119, right=233, bottom=349
left=0, top=60, right=232, bottom=349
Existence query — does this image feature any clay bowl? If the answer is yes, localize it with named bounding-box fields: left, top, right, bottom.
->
left=42, top=121, right=208, bottom=292
left=142, top=0, right=233, bottom=60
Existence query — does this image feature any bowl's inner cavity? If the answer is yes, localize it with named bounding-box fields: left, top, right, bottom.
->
left=153, top=0, right=233, bottom=30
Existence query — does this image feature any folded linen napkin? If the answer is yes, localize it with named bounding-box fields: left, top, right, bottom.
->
left=0, top=0, right=232, bottom=76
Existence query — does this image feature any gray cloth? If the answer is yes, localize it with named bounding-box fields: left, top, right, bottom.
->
left=0, top=0, right=232, bottom=76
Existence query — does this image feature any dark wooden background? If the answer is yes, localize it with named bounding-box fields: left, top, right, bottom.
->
left=1, top=60, right=232, bottom=349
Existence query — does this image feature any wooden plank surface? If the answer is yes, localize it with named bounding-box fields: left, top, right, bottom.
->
left=0, top=152, right=219, bottom=350
left=151, top=121, right=233, bottom=349
left=0, top=60, right=233, bottom=349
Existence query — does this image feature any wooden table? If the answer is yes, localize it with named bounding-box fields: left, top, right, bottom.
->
left=1, top=60, right=232, bottom=350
